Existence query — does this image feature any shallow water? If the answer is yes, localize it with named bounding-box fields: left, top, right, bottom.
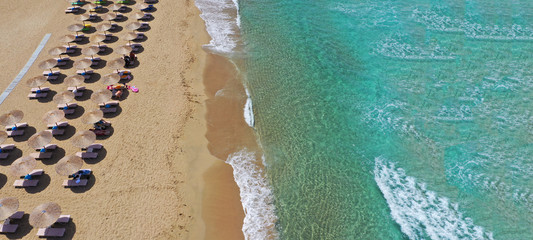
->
left=199, top=0, right=533, bottom=239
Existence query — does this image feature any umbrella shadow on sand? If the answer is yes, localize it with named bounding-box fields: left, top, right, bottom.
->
left=49, top=73, right=67, bottom=85
left=104, top=36, right=119, bottom=44
left=98, top=47, right=113, bottom=56
left=0, top=173, right=6, bottom=189
left=85, top=147, right=106, bottom=165
left=70, top=175, right=96, bottom=193
left=58, top=60, right=74, bottom=70
left=37, top=90, right=57, bottom=103
left=85, top=74, right=101, bottom=84
left=13, top=126, right=37, bottom=142
left=40, top=147, right=66, bottom=166
left=54, top=125, right=76, bottom=141
left=64, top=105, right=85, bottom=120
left=103, top=106, right=122, bottom=118
left=92, top=59, right=107, bottom=69
left=96, top=126, right=114, bottom=140
left=4, top=213, right=33, bottom=239
left=0, top=148, right=23, bottom=166
left=108, top=25, right=123, bottom=33
left=66, top=48, right=81, bottom=57
left=25, top=173, right=50, bottom=194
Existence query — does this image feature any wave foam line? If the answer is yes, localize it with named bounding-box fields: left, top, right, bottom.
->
left=227, top=149, right=279, bottom=239
left=195, top=0, right=241, bottom=54
left=374, top=157, right=493, bottom=240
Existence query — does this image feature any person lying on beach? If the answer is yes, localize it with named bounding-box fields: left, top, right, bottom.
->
left=94, top=119, right=109, bottom=130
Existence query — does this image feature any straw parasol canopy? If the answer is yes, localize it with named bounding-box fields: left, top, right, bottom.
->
left=81, top=109, right=104, bottom=124
left=27, top=131, right=53, bottom=150
left=48, top=46, right=67, bottom=57
left=65, top=75, right=85, bottom=88
left=77, top=13, right=92, bottom=23
left=83, top=3, right=97, bottom=10
left=0, top=110, right=24, bottom=127
left=91, top=89, right=112, bottom=104
left=122, top=32, right=138, bottom=41
left=38, top=59, right=57, bottom=72
left=109, top=3, right=123, bottom=12
left=126, top=22, right=142, bottom=32
left=90, top=34, right=107, bottom=46
left=133, top=12, right=146, bottom=20
left=26, top=76, right=47, bottom=89
left=0, top=197, right=19, bottom=221
left=42, top=110, right=65, bottom=126
left=10, top=156, right=36, bottom=176
left=116, top=45, right=132, bottom=56
left=102, top=73, right=120, bottom=85
left=59, top=34, right=77, bottom=47
left=101, top=13, right=117, bottom=22
left=96, top=23, right=112, bottom=33
left=136, top=3, right=150, bottom=10
left=55, top=155, right=83, bottom=176
left=67, top=23, right=84, bottom=36
left=53, top=91, right=75, bottom=105
left=82, top=46, right=100, bottom=59
left=70, top=130, right=96, bottom=148
left=108, top=58, right=125, bottom=72
left=0, top=131, right=7, bottom=145
left=74, top=59, right=93, bottom=72
left=29, top=202, right=61, bottom=228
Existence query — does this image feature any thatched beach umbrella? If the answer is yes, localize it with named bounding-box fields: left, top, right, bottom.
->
left=126, top=22, right=142, bottom=33
left=74, top=59, right=93, bottom=73
left=96, top=23, right=112, bottom=35
left=29, top=202, right=61, bottom=228
left=0, top=110, right=24, bottom=127
left=59, top=34, right=77, bottom=48
left=70, top=130, right=96, bottom=148
left=53, top=91, right=76, bottom=108
left=91, top=89, right=112, bottom=105
left=83, top=3, right=97, bottom=10
left=102, top=73, right=120, bottom=85
left=122, top=32, right=138, bottom=45
left=77, top=13, right=92, bottom=24
left=67, top=23, right=85, bottom=36
left=38, top=59, right=57, bottom=73
left=65, top=75, right=85, bottom=89
left=0, top=197, right=19, bottom=221
left=27, top=131, right=53, bottom=150
left=109, top=3, right=123, bottom=12
left=10, top=156, right=36, bottom=176
left=133, top=12, right=146, bottom=21
left=0, top=131, right=7, bottom=145
left=55, top=155, right=83, bottom=176
left=82, top=46, right=100, bottom=60
left=48, top=46, right=67, bottom=58
left=116, top=45, right=132, bottom=56
left=101, top=13, right=117, bottom=24
left=81, top=109, right=104, bottom=124
left=90, top=34, right=107, bottom=47
left=42, top=110, right=65, bottom=127
left=136, top=3, right=150, bottom=10
left=108, top=58, right=125, bottom=73
left=26, top=76, right=47, bottom=90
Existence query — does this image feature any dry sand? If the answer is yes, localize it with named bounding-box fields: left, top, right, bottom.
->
left=0, top=0, right=245, bottom=239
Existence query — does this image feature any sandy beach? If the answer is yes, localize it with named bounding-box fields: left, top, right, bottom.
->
left=0, top=0, right=245, bottom=239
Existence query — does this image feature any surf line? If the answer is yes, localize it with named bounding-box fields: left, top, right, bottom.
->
left=0, top=33, right=52, bottom=105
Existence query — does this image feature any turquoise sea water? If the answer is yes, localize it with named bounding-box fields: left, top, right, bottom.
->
left=202, top=0, right=533, bottom=239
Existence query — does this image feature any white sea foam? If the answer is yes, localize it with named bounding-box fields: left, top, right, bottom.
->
left=243, top=88, right=255, bottom=127
left=195, top=0, right=242, bottom=54
left=374, top=38, right=456, bottom=60
left=374, top=157, right=494, bottom=240
left=412, top=9, right=533, bottom=41
left=227, top=149, right=279, bottom=240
